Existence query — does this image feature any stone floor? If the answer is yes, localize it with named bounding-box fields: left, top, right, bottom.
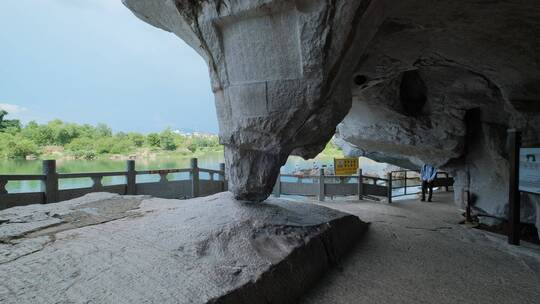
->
left=300, top=192, right=540, bottom=304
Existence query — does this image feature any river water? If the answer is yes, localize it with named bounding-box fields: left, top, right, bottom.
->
left=0, top=152, right=395, bottom=193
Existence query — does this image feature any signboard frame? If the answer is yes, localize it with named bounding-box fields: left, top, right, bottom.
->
left=507, top=130, right=540, bottom=246
left=519, top=147, right=540, bottom=195
left=333, top=158, right=359, bottom=176
left=508, top=129, right=521, bottom=245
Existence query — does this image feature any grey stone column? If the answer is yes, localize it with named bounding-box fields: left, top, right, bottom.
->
left=126, top=160, right=136, bottom=195
left=318, top=169, right=325, bottom=202
left=42, top=160, right=58, bottom=204
left=191, top=158, right=200, bottom=198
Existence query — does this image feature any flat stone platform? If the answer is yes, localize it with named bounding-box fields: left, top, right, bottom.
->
left=0, top=192, right=367, bottom=304
left=301, top=192, right=540, bottom=304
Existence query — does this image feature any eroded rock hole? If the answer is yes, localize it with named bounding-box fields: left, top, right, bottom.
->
left=354, top=75, right=368, bottom=86
left=400, top=70, right=427, bottom=115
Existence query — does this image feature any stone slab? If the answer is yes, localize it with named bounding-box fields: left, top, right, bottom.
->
left=0, top=192, right=367, bottom=304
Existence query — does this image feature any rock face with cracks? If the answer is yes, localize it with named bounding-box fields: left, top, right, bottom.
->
left=122, top=1, right=540, bottom=233
left=333, top=0, right=540, bottom=233
left=122, top=0, right=383, bottom=201
left=0, top=192, right=366, bottom=304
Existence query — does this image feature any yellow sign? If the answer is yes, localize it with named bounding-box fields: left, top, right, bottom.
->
left=334, top=158, right=358, bottom=176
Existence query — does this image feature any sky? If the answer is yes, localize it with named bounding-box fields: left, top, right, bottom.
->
left=0, top=0, right=217, bottom=133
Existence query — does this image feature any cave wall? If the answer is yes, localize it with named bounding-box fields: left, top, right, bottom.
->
left=335, top=0, right=540, bottom=230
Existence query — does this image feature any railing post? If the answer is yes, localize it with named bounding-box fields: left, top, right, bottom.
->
left=126, top=160, right=136, bottom=195
left=274, top=174, right=281, bottom=197
left=42, top=160, right=58, bottom=204
left=507, top=129, right=521, bottom=245
left=387, top=172, right=392, bottom=204
left=318, top=169, right=325, bottom=201
left=91, top=176, right=103, bottom=190
left=191, top=158, right=200, bottom=198
left=219, top=163, right=226, bottom=191
left=357, top=169, right=363, bottom=200
left=159, top=172, right=168, bottom=183
left=0, top=178, right=7, bottom=195
left=404, top=170, right=407, bottom=195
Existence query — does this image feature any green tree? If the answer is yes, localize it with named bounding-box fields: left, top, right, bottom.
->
left=0, top=134, right=39, bottom=158
left=0, top=110, right=6, bottom=125
left=95, top=137, right=116, bottom=154
left=94, top=137, right=133, bottom=154
left=35, top=124, right=55, bottom=145
left=159, top=129, right=178, bottom=151
left=0, top=110, right=21, bottom=132
left=0, top=117, right=225, bottom=159
left=66, top=137, right=96, bottom=152
left=94, top=123, right=112, bottom=138
left=146, top=133, right=160, bottom=147
left=128, top=132, right=145, bottom=147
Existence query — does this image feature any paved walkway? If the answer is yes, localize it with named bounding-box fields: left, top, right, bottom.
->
left=300, top=192, right=540, bottom=304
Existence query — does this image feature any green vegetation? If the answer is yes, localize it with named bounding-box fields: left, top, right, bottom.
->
left=0, top=111, right=221, bottom=159
left=0, top=110, right=342, bottom=160
left=320, top=141, right=344, bottom=158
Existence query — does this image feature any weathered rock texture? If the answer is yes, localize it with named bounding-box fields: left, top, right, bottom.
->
left=333, top=0, right=540, bottom=231
left=123, top=0, right=385, bottom=201
left=122, top=1, right=540, bottom=232
left=0, top=192, right=366, bottom=303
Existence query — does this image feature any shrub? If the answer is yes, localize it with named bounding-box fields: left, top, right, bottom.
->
left=146, top=133, right=160, bottom=147
left=159, top=129, right=177, bottom=151
left=1, top=135, right=40, bottom=159
left=66, top=137, right=96, bottom=152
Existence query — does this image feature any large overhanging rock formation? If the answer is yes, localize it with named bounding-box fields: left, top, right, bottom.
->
left=122, top=0, right=385, bottom=201
left=334, top=0, right=540, bottom=229
left=123, top=0, right=540, bottom=227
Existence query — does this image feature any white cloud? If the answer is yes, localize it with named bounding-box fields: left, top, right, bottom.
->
left=0, top=103, right=27, bottom=114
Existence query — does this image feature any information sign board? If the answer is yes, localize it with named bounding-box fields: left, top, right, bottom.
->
left=519, top=148, right=540, bottom=194
left=334, top=158, right=358, bottom=176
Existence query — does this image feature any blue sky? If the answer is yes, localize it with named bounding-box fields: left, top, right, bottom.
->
left=0, top=0, right=217, bottom=133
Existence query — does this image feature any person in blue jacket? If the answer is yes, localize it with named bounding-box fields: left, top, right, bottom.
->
left=420, top=164, right=437, bottom=202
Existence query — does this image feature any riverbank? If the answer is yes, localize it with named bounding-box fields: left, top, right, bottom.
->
left=35, top=146, right=224, bottom=161
left=21, top=142, right=343, bottom=162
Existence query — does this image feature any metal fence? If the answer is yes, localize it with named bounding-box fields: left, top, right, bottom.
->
left=0, top=158, right=226, bottom=210
left=389, top=170, right=452, bottom=199
left=273, top=169, right=454, bottom=203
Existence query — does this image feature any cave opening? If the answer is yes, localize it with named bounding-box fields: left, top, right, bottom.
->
left=399, top=70, right=427, bottom=115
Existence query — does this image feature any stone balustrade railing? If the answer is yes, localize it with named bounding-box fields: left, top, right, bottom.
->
left=0, top=160, right=454, bottom=210
left=0, top=158, right=226, bottom=210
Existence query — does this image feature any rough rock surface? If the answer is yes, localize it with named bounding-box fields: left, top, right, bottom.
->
left=333, top=0, right=540, bottom=233
left=0, top=192, right=366, bottom=304
left=122, top=0, right=384, bottom=201
left=121, top=1, right=540, bottom=232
